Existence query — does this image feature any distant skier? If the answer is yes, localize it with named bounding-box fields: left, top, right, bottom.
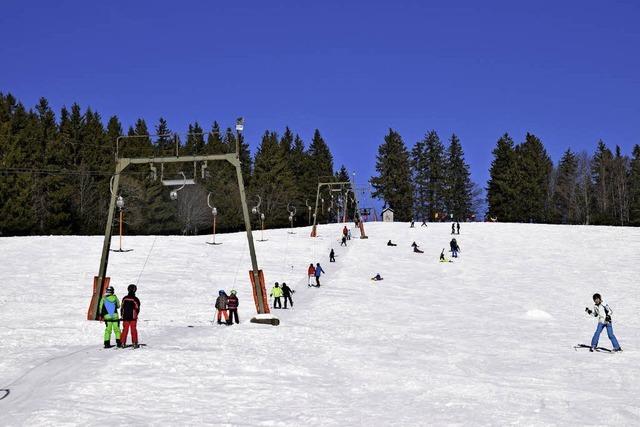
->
left=281, top=282, right=295, bottom=309
left=421, top=219, right=427, bottom=227
left=342, top=226, right=348, bottom=239
left=451, top=223, right=455, bottom=234
left=270, top=282, right=283, bottom=308
left=347, top=229, right=352, bottom=240
left=340, top=235, right=347, bottom=247
left=215, top=290, right=229, bottom=325
left=120, top=284, right=141, bottom=348
left=314, top=262, right=325, bottom=287
left=99, top=286, right=121, bottom=348
left=307, top=263, right=316, bottom=286
left=449, top=238, right=460, bottom=258
left=227, top=290, right=239, bottom=325
left=371, top=273, right=384, bottom=281
left=329, top=248, right=336, bottom=262
left=585, top=293, right=622, bottom=352
left=456, top=221, right=460, bottom=234
left=410, top=219, right=415, bottom=228
left=411, top=241, right=423, bottom=253
left=439, top=249, right=451, bottom=263
left=387, top=240, right=397, bottom=247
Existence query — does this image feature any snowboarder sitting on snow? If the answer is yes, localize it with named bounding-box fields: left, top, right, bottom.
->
left=314, top=262, right=325, bottom=287
left=449, top=238, right=460, bottom=258
left=215, top=290, right=229, bottom=325
left=371, top=273, right=384, bottom=281
left=227, top=290, right=239, bottom=325
left=585, top=293, right=622, bottom=352
left=281, top=282, right=295, bottom=308
left=120, top=284, right=141, bottom=348
left=387, top=240, right=397, bottom=246
left=411, top=242, right=423, bottom=253
left=307, top=263, right=316, bottom=286
left=271, top=282, right=283, bottom=308
left=330, top=248, right=336, bottom=262
left=99, top=286, right=121, bottom=348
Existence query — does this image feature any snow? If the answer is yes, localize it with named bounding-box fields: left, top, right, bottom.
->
left=1, top=222, right=640, bottom=425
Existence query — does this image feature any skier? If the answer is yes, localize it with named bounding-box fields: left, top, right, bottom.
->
left=215, top=290, right=229, bottom=325
left=307, top=263, right=316, bottom=286
left=99, top=286, right=122, bottom=348
left=371, top=273, right=384, bottom=281
left=456, top=221, right=460, bottom=234
left=451, top=223, right=455, bottom=234
left=270, top=282, right=283, bottom=308
left=314, top=262, right=325, bottom=287
left=439, top=249, right=451, bottom=263
left=387, top=240, right=397, bottom=247
left=329, top=248, right=336, bottom=262
left=449, top=238, right=460, bottom=258
left=411, top=241, right=423, bottom=253
left=281, top=282, right=295, bottom=309
left=421, top=219, right=427, bottom=227
left=410, top=219, right=415, bottom=228
left=120, top=284, right=141, bottom=348
left=347, top=229, right=352, bottom=240
left=585, top=293, right=622, bottom=352
left=342, top=226, right=348, bottom=239
left=227, top=290, right=239, bottom=325
left=340, top=235, right=347, bottom=247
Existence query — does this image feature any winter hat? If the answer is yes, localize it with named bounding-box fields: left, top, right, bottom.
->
left=593, top=293, right=602, bottom=301
left=127, top=284, right=137, bottom=294
left=230, top=290, right=237, bottom=295
left=219, top=290, right=225, bottom=295
left=106, top=286, right=114, bottom=295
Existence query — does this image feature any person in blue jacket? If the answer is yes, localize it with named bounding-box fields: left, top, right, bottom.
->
left=99, top=286, right=121, bottom=348
left=314, top=262, right=325, bottom=287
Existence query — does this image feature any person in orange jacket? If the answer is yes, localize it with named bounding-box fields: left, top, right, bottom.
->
left=307, top=263, right=316, bottom=286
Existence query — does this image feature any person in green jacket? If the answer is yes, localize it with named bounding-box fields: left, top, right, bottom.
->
left=270, top=282, right=283, bottom=309
left=99, top=286, right=122, bottom=348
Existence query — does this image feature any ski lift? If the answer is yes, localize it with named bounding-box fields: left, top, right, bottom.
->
left=206, top=192, right=222, bottom=245
left=149, top=163, right=157, bottom=181
left=201, top=162, right=208, bottom=179
left=287, top=203, right=296, bottom=234
left=169, top=172, right=187, bottom=200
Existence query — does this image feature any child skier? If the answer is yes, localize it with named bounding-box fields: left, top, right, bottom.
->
left=120, top=284, right=141, bottom=348
left=439, top=249, right=452, bottom=263
left=307, top=263, right=316, bottom=286
left=329, top=248, right=336, bottom=262
left=99, top=286, right=121, bottom=348
left=314, top=262, right=325, bottom=287
left=215, top=290, right=229, bottom=325
left=281, top=282, right=295, bottom=309
left=585, top=293, right=622, bottom=352
left=271, top=282, right=283, bottom=308
left=227, top=290, right=239, bottom=325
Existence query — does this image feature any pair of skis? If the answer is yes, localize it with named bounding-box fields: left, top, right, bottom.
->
left=574, top=344, right=612, bottom=353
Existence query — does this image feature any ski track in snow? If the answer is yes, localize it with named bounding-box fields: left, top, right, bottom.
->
left=1, top=222, right=640, bottom=425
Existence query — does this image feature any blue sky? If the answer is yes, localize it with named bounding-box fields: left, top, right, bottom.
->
left=2, top=1, right=639, bottom=207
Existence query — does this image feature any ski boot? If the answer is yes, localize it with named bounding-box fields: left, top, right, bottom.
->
left=104, top=340, right=112, bottom=349
left=116, top=339, right=123, bottom=348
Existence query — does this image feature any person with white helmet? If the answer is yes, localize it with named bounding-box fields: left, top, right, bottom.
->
left=99, top=286, right=121, bottom=348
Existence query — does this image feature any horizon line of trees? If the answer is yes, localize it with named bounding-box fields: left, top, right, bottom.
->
left=2, top=92, right=640, bottom=236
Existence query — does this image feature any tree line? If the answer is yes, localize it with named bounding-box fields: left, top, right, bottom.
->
left=2, top=93, right=639, bottom=236
left=0, top=93, right=344, bottom=236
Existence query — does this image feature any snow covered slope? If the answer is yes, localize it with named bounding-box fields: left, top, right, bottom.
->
left=1, top=222, right=639, bottom=425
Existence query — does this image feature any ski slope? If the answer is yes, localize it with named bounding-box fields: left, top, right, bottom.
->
left=1, top=222, right=640, bottom=425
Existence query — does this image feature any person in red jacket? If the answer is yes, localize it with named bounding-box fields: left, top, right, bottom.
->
left=120, top=284, right=141, bottom=348
left=227, top=290, right=239, bottom=325
left=307, top=263, right=316, bottom=286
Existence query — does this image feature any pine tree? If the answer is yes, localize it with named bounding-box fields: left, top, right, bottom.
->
left=371, top=129, right=413, bottom=221
left=629, top=144, right=640, bottom=226
left=553, top=149, right=578, bottom=224
left=155, top=117, right=173, bottom=155
left=411, top=137, right=428, bottom=221
left=512, top=133, right=553, bottom=223
left=591, top=140, right=614, bottom=224
left=487, top=133, right=517, bottom=221
left=444, top=133, right=474, bottom=221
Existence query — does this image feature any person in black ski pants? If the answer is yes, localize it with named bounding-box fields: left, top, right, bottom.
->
left=451, top=223, right=455, bottom=234
left=329, top=248, right=336, bottom=262
left=340, top=236, right=347, bottom=247
left=227, top=290, right=239, bottom=324
left=456, top=222, right=460, bottom=234
left=387, top=240, right=397, bottom=246
left=281, top=282, right=295, bottom=309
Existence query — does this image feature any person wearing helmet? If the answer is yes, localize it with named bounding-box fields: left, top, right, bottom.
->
left=215, top=290, right=229, bottom=325
left=585, top=293, right=622, bottom=352
left=99, top=286, right=121, bottom=348
left=270, top=282, right=283, bottom=309
left=227, top=290, right=239, bottom=325
left=120, top=284, right=141, bottom=348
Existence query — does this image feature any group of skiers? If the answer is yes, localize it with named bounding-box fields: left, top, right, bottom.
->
left=214, top=289, right=240, bottom=325
left=98, top=284, right=141, bottom=348
left=269, top=282, right=295, bottom=309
